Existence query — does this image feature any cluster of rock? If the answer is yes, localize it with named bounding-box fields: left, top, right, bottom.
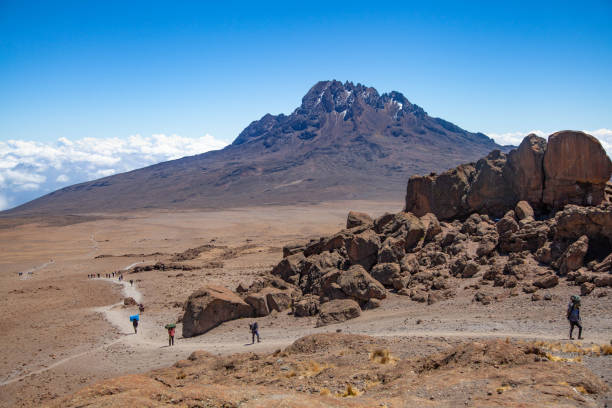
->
left=181, top=131, right=612, bottom=337
left=405, top=131, right=612, bottom=219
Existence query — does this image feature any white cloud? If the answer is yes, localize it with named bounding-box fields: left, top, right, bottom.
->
left=0, top=133, right=228, bottom=211
left=487, top=129, right=612, bottom=157
left=0, top=193, right=9, bottom=211
left=486, top=130, right=546, bottom=146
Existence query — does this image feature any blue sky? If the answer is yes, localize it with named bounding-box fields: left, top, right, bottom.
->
left=0, top=1, right=611, bottom=209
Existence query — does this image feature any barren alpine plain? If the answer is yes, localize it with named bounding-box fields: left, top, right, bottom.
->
left=0, top=199, right=610, bottom=407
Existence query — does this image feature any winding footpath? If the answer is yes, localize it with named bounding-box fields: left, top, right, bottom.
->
left=0, top=269, right=143, bottom=387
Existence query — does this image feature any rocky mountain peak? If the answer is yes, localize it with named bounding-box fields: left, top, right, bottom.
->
left=297, top=80, right=423, bottom=117
left=7, top=80, right=505, bottom=215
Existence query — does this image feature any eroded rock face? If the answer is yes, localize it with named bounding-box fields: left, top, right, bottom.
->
left=405, top=164, right=475, bottom=219
left=543, top=131, right=612, bottom=209
left=405, top=131, right=612, bottom=219
left=182, top=286, right=253, bottom=338
left=505, top=134, right=547, bottom=206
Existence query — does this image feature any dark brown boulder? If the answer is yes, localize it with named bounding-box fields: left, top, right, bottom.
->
left=496, top=211, right=519, bottom=236
left=556, top=235, right=589, bottom=275
left=461, top=261, right=480, bottom=278
left=316, top=299, right=361, bottom=327
left=370, top=263, right=401, bottom=287
left=321, top=265, right=386, bottom=302
left=272, top=252, right=304, bottom=282
left=420, top=213, right=442, bottom=241
left=346, top=211, right=373, bottom=229
left=244, top=292, right=269, bottom=317
left=580, top=282, right=595, bottom=296
left=182, top=286, right=253, bottom=337
left=543, top=131, right=612, bottom=209
left=377, top=236, right=405, bottom=264
left=265, top=288, right=292, bottom=312
left=514, top=201, right=534, bottom=220
left=293, top=294, right=320, bottom=317
left=345, top=229, right=380, bottom=270
left=533, top=274, right=559, bottom=289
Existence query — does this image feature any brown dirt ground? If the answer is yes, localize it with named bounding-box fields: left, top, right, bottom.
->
left=0, top=200, right=610, bottom=407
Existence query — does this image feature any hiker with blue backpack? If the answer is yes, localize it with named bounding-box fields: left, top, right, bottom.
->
left=567, top=295, right=583, bottom=340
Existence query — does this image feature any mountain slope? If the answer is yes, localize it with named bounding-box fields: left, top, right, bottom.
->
left=6, top=80, right=505, bottom=215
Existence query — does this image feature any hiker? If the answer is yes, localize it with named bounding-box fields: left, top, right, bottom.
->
left=567, top=295, right=583, bottom=340
left=249, top=321, right=260, bottom=344
left=97, top=273, right=100, bottom=278
left=132, top=317, right=139, bottom=334
left=130, top=279, right=133, bottom=286
left=139, top=303, right=144, bottom=313
left=168, top=326, right=175, bottom=346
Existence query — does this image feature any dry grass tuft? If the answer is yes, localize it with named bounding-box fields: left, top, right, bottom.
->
left=340, top=383, right=361, bottom=397
left=574, top=385, right=588, bottom=394
left=285, top=360, right=333, bottom=379
left=319, top=388, right=331, bottom=396
left=496, top=385, right=512, bottom=394
left=370, top=348, right=396, bottom=365
left=533, top=341, right=612, bottom=358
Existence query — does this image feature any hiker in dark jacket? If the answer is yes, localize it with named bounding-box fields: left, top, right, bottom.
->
left=567, top=295, right=583, bottom=340
left=249, top=322, right=260, bottom=344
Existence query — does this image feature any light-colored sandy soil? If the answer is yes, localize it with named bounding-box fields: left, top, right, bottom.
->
left=0, top=200, right=610, bottom=407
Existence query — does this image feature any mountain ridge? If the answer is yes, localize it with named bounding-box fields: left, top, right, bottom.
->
left=4, top=80, right=506, bottom=215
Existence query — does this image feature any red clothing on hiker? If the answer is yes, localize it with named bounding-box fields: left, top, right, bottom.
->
left=168, top=328, right=175, bottom=337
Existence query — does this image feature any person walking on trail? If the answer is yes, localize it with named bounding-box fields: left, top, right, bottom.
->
left=249, top=322, right=260, bottom=344
left=139, top=303, right=144, bottom=313
left=130, top=279, right=133, bottom=286
left=567, top=295, right=583, bottom=340
left=168, top=326, right=175, bottom=346
left=132, top=318, right=139, bottom=334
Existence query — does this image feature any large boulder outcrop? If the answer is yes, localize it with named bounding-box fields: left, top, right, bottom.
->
left=543, top=131, right=612, bottom=209
left=182, top=286, right=253, bottom=337
left=405, top=131, right=612, bottom=220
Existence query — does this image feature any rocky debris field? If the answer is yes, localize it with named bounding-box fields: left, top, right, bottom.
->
left=179, top=131, right=612, bottom=338
left=49, top=333, right=610, bottom=407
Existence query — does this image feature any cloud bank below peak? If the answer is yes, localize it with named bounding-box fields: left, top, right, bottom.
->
left=0, top=134, right=228, bottom=211
left=486, top=128, right=612, bottom=154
